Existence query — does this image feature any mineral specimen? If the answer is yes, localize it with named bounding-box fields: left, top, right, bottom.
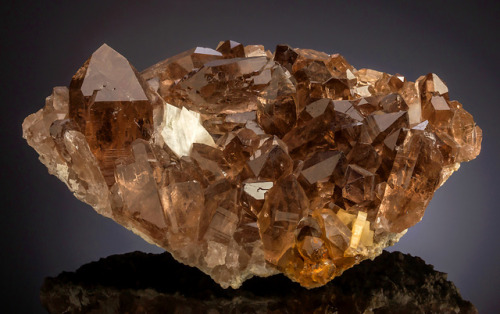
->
left=23, top=41, right=482, bottom=289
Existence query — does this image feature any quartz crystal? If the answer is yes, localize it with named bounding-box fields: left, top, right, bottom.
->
left=22, top=41, right=482, bottom=288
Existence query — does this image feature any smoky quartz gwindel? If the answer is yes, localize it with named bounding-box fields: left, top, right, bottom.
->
left=23, top=41, right=482, bottom=288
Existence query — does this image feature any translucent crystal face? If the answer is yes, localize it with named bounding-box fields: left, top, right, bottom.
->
left=22, top=40, right=482, bottom=289
left=68, top=44, right=156, bottom=186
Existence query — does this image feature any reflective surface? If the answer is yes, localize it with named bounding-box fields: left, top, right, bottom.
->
left=41, top=251, right=476, bottom=313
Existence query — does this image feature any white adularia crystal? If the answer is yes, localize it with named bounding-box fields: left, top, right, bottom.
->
left=160, top=103, right=216, bottom=157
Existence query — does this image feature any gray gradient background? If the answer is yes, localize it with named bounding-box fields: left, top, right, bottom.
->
left=1, top=1, right=499, bottom=312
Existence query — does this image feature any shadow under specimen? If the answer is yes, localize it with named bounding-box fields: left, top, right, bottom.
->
left=40, top=250, right=476, bottom=313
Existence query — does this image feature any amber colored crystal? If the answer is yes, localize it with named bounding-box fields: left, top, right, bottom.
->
left=68, top=44, right=161, bottom=186
left=23, top=41, right=482, bottom=289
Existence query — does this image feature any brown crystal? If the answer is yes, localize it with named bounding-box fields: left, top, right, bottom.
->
left=68, top=44, right=160, bottom=186
left=23, top=41, right=482, bottom=289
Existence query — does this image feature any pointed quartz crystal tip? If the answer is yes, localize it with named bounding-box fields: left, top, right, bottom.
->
left=79, top=44, right=148, bottom=101
left=23, top=40, right=482, bottom=290
left=68, top=44, right=158, bottom=186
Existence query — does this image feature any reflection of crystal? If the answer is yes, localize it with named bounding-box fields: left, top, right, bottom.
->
left=23, top=40, right=482, bottom=289
left=40, top=251, right=478, bottom=313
